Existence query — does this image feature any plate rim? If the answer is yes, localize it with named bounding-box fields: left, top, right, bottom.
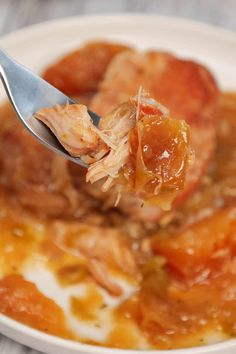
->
left=1, top=312, right=236, bottom=354
left=0, top=13, right=236, bottom=46
left=0, top=13, right=236, bottom=354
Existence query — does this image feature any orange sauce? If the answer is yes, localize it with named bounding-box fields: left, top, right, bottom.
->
left=71, top=284, right=104, bottom=321
left=0, top=274, right=74, bottom=338
left=0, top=188, right=45, bottom=275
left=107, top=319, right=145, bottom=349
left=41, top=237, right=88, bottom=286
left=106, top=302, right=147, bottom=349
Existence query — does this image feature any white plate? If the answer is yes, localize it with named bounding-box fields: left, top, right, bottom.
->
left=0, top=14, right=236, bottom=354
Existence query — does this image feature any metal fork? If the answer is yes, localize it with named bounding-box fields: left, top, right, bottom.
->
left=0, top=48, right=100, bottom=167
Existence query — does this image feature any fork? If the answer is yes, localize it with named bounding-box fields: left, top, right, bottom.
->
left=0, top=48, right=100, bottom=167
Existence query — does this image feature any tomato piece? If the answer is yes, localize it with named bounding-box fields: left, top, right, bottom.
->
left=127, top=113, right=190, bottom=209
left=152, top=206, right=236, bottom=277
left=43, top=41, right=130, bottom=96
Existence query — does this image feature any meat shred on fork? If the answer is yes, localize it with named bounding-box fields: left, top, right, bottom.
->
left=35, top=90, right=192, bottom=209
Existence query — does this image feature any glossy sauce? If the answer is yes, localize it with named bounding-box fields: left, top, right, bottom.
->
left=0, top=188, right=45, bottom=275
left=127, top=108, right=191, bottom=209
left=71, top=284, right=104, bottom=321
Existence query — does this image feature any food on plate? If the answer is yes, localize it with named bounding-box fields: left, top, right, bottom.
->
left=0, top=40, right=236, bottom=350
left=35, top=91, right=192, bottom=209
left=91, top=50, right=218, bottom=222
left=43, top=41, right=130, bottom=98
left=0, top=274, right=74, bottom=338
left=50, top=221, right=138, bottom=296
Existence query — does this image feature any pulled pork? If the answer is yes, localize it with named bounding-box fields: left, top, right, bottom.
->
left=35, top=91, right=191, bottom=210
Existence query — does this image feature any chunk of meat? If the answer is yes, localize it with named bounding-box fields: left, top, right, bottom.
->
left=0, top=274, right=73, bottom=338
left=35, top=103, right=107, bottom=157
left=90, top=50, right=219, bottom=222
left=35, top=92, right=191, bottom=209
left=50, top=221, right=138, bottom=295
left=91, top=50, right=218, bottom=122
left=152, top=206, right=236, bottom=279
left=43, top=41, right=131, bottom=96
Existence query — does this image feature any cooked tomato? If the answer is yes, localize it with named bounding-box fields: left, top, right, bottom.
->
left=152, top=206, right=236, bottom=278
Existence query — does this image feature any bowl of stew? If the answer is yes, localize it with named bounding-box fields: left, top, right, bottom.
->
left=0, top=14, right=236, bottom=354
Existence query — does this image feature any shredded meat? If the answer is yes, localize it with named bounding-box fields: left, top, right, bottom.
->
left=35, top=91, right=191, bottom=209
left=35, top=103, right=107, bottom=157
left=50, top=221, right=138, bottom=295
left=90, top=50, right=219, bottom=223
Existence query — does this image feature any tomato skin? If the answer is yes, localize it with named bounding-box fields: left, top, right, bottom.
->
left=43, top=42, right=130, bottom=96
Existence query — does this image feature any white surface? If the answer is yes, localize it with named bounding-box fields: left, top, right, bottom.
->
left=0, top=13, right=236, bottom=354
